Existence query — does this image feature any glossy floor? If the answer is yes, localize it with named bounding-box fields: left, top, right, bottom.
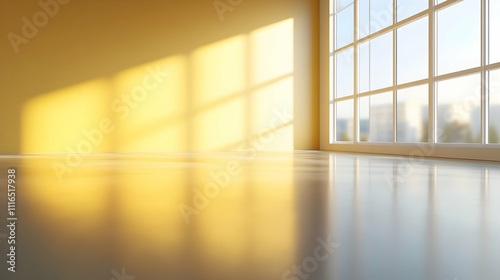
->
left=0, top=151, right=499, bottom=280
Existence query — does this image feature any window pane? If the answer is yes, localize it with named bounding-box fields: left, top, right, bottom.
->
left=437, top=74, right=481, bottom=143
left=371, top=32, right=393, bottom=90
left=337, top=0, right=354, bottom=12
left=436, top=0, right=480, bottom=75
left=359, top=96, right=370, bottom=141
left=336, top=99, right=354, bottom=141
left=358, top=41, right=370, bottom=93
left=490, top=0, right=500, bottom=64
left=336, top=48, right=354, bottom=98
left=359, top=0, right=393, bottom=37
left=358, top=0, right=370, bottom=39
left=370, top=0, right=393, bottom=34
left=370, top=92, right=394, bottom=142
left=358, top=33, right=393, bottom=92
left=490, top=69, right=500, bottom=144
left=336, top=4, right=354, bottom=49
left=397, top=0, right=428, bottom=21
left=397, top=85, right=429, bottom=142
left=397, top=17, right=428, bottom=84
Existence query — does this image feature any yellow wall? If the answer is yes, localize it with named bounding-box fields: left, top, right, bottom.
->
left=0, top=0, right=319, bottom=153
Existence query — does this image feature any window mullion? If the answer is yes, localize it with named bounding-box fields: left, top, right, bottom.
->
left=393, top=0, right=397, bottom=143
left=354, top=0, right=359, bottom=143
left=429, top=0, right=436, bottom=145
left=482, top=0, right=488, bottom=144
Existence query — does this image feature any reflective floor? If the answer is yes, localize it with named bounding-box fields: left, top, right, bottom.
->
left=0, top=151, right=500, bottom=280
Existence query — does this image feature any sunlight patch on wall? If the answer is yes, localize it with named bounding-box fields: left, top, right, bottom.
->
left=22, top=79, right=111, bottom=153
left=250, top=77, right=294, bottom=151
left=112, top=55, right=188, bottom=152
left=193, top=97, right=246, bottom=150
left=21, top=18, right=296, bottom=153
left=192, top=35, right=247, bottom=109
left=250, top=18, right=294, bottom=85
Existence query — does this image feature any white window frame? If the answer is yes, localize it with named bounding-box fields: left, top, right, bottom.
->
left=320, top=0, right=500, bottom=161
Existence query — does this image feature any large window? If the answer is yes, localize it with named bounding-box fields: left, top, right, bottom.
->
left=330, top=0, right=500, bottom=146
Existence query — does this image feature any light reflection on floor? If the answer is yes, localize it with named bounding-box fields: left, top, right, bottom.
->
left=0, top=151, right=499, bottom=280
